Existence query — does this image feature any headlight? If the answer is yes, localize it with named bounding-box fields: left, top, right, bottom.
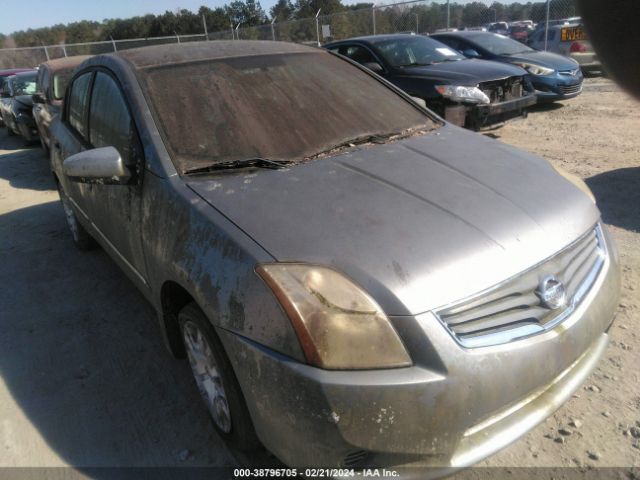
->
left=256, top=263, right=412, bottom=370
left=551, top=164, right=596, bottom=203
left=513, top=62, right=554, bottom=76
left=435, top=85, right=490, bottom=104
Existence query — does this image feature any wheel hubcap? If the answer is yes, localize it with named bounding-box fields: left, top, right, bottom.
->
left=182, top=321, right=232, bottom=433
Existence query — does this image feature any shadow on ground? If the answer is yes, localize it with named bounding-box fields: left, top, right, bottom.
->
left=586, top=167, right=640, bottom=233
left=528, top=102, right=565, bottom=113
left=0, top=200, right=241, bottom=473
left=0, top=143, right=53, bottom=191
left=0, top=129, right=33, bottom=151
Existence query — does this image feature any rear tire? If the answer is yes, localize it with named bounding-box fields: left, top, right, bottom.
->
left=56, top=182, right=96, bottom=251
left=179, top=302, right=260, bottom=452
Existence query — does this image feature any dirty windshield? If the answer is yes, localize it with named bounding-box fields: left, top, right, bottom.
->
left=140, top=52, right=436, bottom=174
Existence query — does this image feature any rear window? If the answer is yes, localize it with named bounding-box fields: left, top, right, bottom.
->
left=11, top=73, right=37, bottom=96
left=467, top=33, right=533, bottom=55
left=139, top=52, right=435, bottom=174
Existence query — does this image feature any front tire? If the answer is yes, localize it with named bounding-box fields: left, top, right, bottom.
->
left=56, top=182, right=96, bottom=251
left=179, top=302, right=260, bottom=452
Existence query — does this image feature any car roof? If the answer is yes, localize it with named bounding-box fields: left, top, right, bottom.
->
left=111, top=40, right=320, bottom=69
left=431, top=31, right=495, bottom=38
left=13, top=70, right=37, bottom=78
left=39, top=55, right=92, bottom=73
left=0, top=68, right=33, bottom=77
left=326, top=34, right=422, bottom=46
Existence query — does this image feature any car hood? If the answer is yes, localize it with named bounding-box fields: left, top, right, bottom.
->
left=187, top=125, right=599, bottom=316
left=398, top=58, right=526, bottom=84
left=501, top=51, right=579, bottom=71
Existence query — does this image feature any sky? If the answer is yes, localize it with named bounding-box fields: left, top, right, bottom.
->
left=0, top=0, right=284, bottom=35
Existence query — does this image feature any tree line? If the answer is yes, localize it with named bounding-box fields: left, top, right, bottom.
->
left=0, top=0, right=576, bottom=49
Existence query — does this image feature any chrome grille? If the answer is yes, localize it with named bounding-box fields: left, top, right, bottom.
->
left=558, top=82, right=583, bottom=95
left=436, top=225, right=606, bottom=348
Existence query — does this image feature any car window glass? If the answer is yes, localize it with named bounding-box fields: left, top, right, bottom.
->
left=439, top=37, right=461, bottom=51
left=54, top=71, right=74, bottom=101
left=89, top=72, right=134, bottom=165
left=141, top=52, right=434, bottom=173
left=12, top=73, right=37, bottom=96
left=376, top=36, right=466, bottom=67
left=343, top=45, right=376, bottom=64
left=466, top=33, right=533, bottom=55
left=67, top=72, right=92, bottom=139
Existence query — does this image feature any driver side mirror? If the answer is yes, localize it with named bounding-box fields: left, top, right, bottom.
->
left=362, top=61, right=384, bottom=74
left=462, top=49, right=481, bottom=58
left=32, top=92, right=46, bottom=104
left=63, top=146, right=132, bottom=185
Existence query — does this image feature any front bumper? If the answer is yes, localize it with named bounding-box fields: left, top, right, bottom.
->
left=219, top=228, right=620, bottom=472
left=533, top=74, right=584, bottom=102
left=460, top=93, right=537, bottom=131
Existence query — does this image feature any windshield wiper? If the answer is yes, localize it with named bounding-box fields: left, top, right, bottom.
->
left=399, top=62, right=432, bottom=67
left=307, top=129, right=427, bottom=160
left=183, top=157, right=292, bottom=175
left=431, top=58, right=462, bottom=64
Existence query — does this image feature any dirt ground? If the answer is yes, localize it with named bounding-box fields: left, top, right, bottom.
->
left=0, top=77, right=638, bottom=477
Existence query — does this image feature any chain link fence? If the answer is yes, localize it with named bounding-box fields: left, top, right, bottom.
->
left=0, top=0, right=579, bottom=68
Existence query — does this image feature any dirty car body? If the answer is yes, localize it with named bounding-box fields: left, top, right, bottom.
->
left=33, top=55, right=91, bottom=154
left=325, top=34, right=537, bottom=131
left=49, top=41, right=619, bottom=472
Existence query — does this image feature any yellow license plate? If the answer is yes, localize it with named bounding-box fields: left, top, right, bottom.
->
left=561, top=26, right=587, bottom=42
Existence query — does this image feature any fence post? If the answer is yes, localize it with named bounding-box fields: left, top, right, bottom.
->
left=235, top=22, right=241, bottom=40
left=446, top=0, right=450, bottom=30
left=230, top=19, right=235, bottom=40
left=174, top=31, right=180, bottom=43
left=41, top=42, right=50, bottom=61
left=544, top=0, right=550, bottom=51
left=271, top=18, right=276, bottom=41
left=62, top=44, right=68, bottom=57
left=315, top=9, right=321, bottom=47
left=202, top=14, right=208, bottom=40
left=110, top=36, right=117, bottom=52
left=372, top=5, right=376, bottom=35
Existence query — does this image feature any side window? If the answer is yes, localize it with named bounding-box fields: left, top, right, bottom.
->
left=67, top=72, right=92, bottom=139
left=88, top=72, right=135, bottom=166
left=439, top=38, right=461, bottom=52
left=459, top=40, right=481, bottom=56
left=342, top=45, right=377, bottom=65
